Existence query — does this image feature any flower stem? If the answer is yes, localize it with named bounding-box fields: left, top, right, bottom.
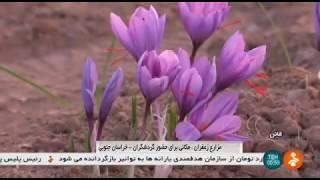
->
left=90, top=121, right=98, bottom=153
left=152, top=101, right=173, bottom=178
left=90, top=121, right=101, bottom=177
left=141, top=102, right=151, bottom=140
left=128, top=165, right=135, bottom=178
left=190, top=42, right=200, bottom=64
left=154, top=100, right=162, bottom=139
left=168, top=103, right=177, bottom=140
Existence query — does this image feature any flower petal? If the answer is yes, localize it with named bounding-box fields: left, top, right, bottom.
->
left=188, top=99, right=207, bottom=125
left=158, top=15, right=166, bottom=48
left=149, top=5, right=166, bottom=49
left=189, top=92, right=212, bottom=114
left=171, top=73, right=184, bottom=110
left=129, top=16, right=148, bottom=59
left=175, top=121, right=201, bottom=141
left=178, top=3, right=203, bottom=44
left=201, top=115, right=241, bottom=139
left=177, top=2, right=191, bottom=30
left=180, top=68, right=203, bottom=115
left=196, top=91, right=239, bottom=130
left=192, top=12, right=217, bottom=43
left=240, top=45, right=267, bottom=80
left=177, top=48, right=191, bottom=70
left=193, top=56, right=216, bottom=99
left=184, top=14, right=204, bottom=44
left=82, top=89, right=94, bottom=133
left=138, top=66, right=152, bottom=98
left=145, top=76, right=169, bottom=103
left=82, top=56, right=98, bottom=93
left=98, top=68, right=124, bottom=139
left=218, top=31, right=246, bottom=70
left=216, top=52, right=250, bottom=91
left=159, top=50, right=180, bottom=82
left=110, top=13, right=135, bottom=59
left=220, top=133, right=249, bottom=142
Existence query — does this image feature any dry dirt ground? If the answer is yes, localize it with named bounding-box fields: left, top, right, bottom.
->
left=0, top=2, right=319, bottom=178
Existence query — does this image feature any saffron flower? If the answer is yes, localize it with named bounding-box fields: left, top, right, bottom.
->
left=82, top=57, right=98, bottom=134
left=171, top=48, right=216, bottom=121
left=137, top=50, right=181, bottom=137
left=110, top=6, right=166, bottom=61
left=82, top=57, right=124, bottom=149
left=137, top=50, right=181, bottom=105
left=215, top=31, right=266, bottom=92
left=177, top=2, right=230, bottom=61
left=315, top=2, right=320, bottom=50
left=175, top=91, right=248, bottom=141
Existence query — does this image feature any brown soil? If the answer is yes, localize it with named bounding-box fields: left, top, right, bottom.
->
left=0, top=2, right=319, bottom=178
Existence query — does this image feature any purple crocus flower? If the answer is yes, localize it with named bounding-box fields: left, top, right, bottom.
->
left=137, top=50, right=180, bottom=137
left=82, top=56, right=124, bottom=143
left=177, top=2, right=230, bottom=48
left=215, top=31, right=266, bottom=92
left=98, top=68, right=124, bottom=140
left=175, top=91, right=248, bottom=141
left=82, top=56, right=98, bottom=134
left=137, top=50, right=181, bottom=105
left=315, top=2, right=320, bottom=50
left=171, top=48, right=216, bottom=120
left=110, top=6, right=166, bottom=61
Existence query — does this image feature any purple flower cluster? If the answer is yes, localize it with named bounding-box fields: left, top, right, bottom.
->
left=111, top=2, right=267, bottom=141
left=82, top=2, right=267, bottom=144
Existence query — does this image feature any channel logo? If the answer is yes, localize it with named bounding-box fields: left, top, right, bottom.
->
left=283, top=149, right=304, bottom=171
left=263, top=150, right=283, bottom=169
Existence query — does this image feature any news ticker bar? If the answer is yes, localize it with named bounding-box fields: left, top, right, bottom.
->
left=0, top=141, right=264, bottom=166
left=0, top=153, right=264, bottom=165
